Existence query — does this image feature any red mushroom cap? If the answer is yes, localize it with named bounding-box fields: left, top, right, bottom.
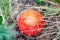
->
left=17, top=9, right=44, bottom=36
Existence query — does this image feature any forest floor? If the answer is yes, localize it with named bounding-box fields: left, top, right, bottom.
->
left=10, top=0, right=60, bottom=40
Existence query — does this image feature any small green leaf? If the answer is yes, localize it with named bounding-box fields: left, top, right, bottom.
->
left=0, top=16, right=3, bottom=24
left=35, top=0, right=46, bottom=5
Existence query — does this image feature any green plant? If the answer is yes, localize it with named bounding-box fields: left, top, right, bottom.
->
left=0, top=21, right=18, bottom=40
left=0, top=0, right=11, bottom=20
left=0, top=0, right=18, bottom=40
left=53, top=0, right=60, bottom=3
left=35, top=0, right=46, bottom=5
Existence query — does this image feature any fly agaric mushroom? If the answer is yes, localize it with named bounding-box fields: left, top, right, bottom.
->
left=17, top=9, right=44, bottom=36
